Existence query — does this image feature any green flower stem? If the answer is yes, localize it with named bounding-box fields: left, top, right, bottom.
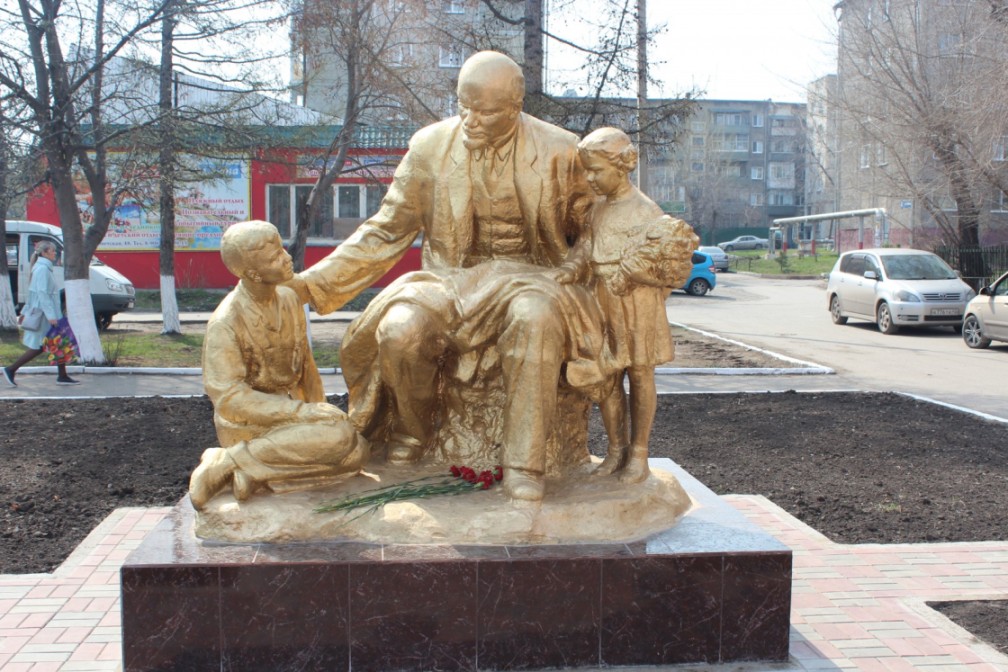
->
left=314, top=477, right=483, bottom=514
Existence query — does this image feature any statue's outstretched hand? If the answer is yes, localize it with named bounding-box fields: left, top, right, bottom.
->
left=545, top=266, right=577, bottom=285
left=283, top=274, right=311, bottom=305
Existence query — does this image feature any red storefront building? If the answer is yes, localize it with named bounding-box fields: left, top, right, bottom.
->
left=26, top=126, right=421, bottom=290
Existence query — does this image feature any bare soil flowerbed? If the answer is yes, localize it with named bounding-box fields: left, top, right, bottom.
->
left=1, top=391, right=1006, bottom=653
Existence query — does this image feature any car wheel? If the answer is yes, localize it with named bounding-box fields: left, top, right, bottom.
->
left=687, top=278, right=710, bottom=296
left=96, top=312, right=114, bottom=331
left=876, top=302, right=899, bottom=334
left=962, top=315, right=991, bottom=349
left=829, top=295, right=848, bottom=325
left=724, top=245, right=734, bottom=252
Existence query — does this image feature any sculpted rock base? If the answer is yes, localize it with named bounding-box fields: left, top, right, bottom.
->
left=193, top=457, right=691, bottom=545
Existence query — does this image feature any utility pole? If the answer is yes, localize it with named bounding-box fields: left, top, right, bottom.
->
left=636, top=0, right=648, bottom=191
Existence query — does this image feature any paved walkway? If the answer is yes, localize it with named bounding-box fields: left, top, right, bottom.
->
left=2, top=495, right=1007, bottom=671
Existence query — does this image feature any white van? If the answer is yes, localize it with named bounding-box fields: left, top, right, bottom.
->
left=5, top=220, right=135, bottom=330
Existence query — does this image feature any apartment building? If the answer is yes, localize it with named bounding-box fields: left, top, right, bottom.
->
left=648, top=99, right=807, bottom=245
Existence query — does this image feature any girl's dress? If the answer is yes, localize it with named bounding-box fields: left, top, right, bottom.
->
left=582, top=188, right=675, bottom=371
left=21, top=257, right=62, bottom=349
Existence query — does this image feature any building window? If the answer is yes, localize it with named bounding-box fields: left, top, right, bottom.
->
left=691, top=135, right=704, bottom=146
left=994, top=136, right=1008, bottom=161
left=338, top=186, right=361, bottom=218
left=752, top=114, right=764, bottom=128
left=769, top=191, right=795, bottom=206
left=714, top=112, right=745, bottom=126
left=751, top=166, right=764, bottom=180
left=994, top=190, right=1008, bottom=212
left=938, top=194, right=956, bottom=211
left=938, top=33, right=961, bottom=55
left=769, top=164, right=794, bottom=180
left=443, top=0, right=464, bottom=13
left=876, top=144, right=887, bottom=166
left=267, top=184, right=335, bottom=238
left=752, top=140, right=763, bottom=154
left=717, top=134, right=748, bottom=152
left=439, top=45, right=464, bottom=68
left=388, top=43, right=413, bottom=67
left=860, top=144, right=872, bottom=169
left=691, top=120, right=705, bottom=132
left=691, top=162, right=704, bottom=172
left=366, top=185, right=387, bottom=217
left=750, top=192, right=764, bottom=206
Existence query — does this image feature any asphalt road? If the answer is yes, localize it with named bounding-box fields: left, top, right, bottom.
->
left=2, top=275, right=1005, bottom=422
left=665, top=272, right=1008, bottom=420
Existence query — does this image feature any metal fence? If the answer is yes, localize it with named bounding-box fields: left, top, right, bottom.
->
left=933, top=245, right=1008, bottom=287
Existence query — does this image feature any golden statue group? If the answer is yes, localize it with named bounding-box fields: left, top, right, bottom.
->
left=188, top=51, right=699, bottom=516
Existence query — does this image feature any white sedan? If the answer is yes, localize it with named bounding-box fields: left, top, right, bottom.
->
left=962, top=271, right=1008, bottom=348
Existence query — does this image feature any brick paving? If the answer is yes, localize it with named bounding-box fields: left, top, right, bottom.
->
left=1, top=494, right=1006, bottom=671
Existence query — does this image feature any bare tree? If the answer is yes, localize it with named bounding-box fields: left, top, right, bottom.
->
left=835, top=0, right=1008, bottom=282
left=0, top=0, right=177, bottom=362
left=148, top=0, right=292, bottom=333
left=287, top=0, right=440, bottom=272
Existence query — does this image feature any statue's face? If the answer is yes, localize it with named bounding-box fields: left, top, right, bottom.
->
left=581, top=151, right=626, bottom=197
left=246, top=232, right=293, bottom=284
left=457, top=78, right=519, bottom=151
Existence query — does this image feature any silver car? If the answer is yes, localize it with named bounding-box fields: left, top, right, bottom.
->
left=962, top=271, right=1008, bottom=349
left=717, top=235, right=768, bottom=251
left=826, top=248, right=976, bottom=334
left=698, top=246, right=729, bottom=271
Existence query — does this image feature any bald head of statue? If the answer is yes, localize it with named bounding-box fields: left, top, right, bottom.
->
left=456, top=51, right=526, bottom=151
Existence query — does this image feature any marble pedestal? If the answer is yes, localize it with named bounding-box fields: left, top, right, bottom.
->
left=120, top=459, right=791, bottom=671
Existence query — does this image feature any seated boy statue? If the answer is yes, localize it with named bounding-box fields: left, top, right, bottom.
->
left=189, top=220, right=369, bottom=510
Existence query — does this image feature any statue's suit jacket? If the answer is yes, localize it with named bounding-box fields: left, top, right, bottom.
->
left=302, top=112, right=593, bottom=313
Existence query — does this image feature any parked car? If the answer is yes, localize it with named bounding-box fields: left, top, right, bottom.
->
left=962, top=271, right=1008, bottom=349
left=679, top=251, right=717, bottom=296
left=825, top=248, right=975, bottom=334
left=717, top=235, right=768, bottom=252
left=698, top=245, right=729, bottom=271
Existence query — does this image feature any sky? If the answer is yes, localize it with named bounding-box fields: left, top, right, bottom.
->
left=546, top=0, right=839, bottom=104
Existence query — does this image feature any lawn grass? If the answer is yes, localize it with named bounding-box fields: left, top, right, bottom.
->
left=0, top=329, right=343, bottom=369
left=727, top=250, right=839, bottom=276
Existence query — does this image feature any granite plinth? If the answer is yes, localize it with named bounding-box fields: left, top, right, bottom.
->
left=121, top=459, right=791, bottom=671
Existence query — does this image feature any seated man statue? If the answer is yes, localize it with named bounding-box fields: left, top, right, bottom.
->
left=189, top=220, right=369, bottom=511
left=291, top=51, right=599, bottom=501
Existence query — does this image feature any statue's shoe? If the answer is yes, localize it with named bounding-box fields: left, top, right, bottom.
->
left=232, top=470, right=254, bottom=501
left=503, top=468, right=545, bottom=501
left=189, top=448, right=235, bottom=510
left=386, top=433, right=424, bottom=465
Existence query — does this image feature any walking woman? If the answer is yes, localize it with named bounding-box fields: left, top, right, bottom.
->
left=2, top=241, right=79, bottom=386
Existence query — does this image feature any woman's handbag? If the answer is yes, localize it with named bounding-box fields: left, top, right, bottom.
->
left=42, top=318, right=79, bottom=365
left=19, top=307, right=45, bottom=331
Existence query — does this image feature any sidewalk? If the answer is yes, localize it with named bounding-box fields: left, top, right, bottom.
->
left=2, top=495, right=1006, bottom=671
left=1, top=313, right=1007, bottom=670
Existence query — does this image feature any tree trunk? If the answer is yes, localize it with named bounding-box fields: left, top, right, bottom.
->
left=0, top=149, right=17, bottom=331
left=158, top=2, right=181, bottom=334
left=523, top=0, right=545, bottom=114
left=635, top=0, right=648, bottom=192
left=160, top=275, right=181, bottom=335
